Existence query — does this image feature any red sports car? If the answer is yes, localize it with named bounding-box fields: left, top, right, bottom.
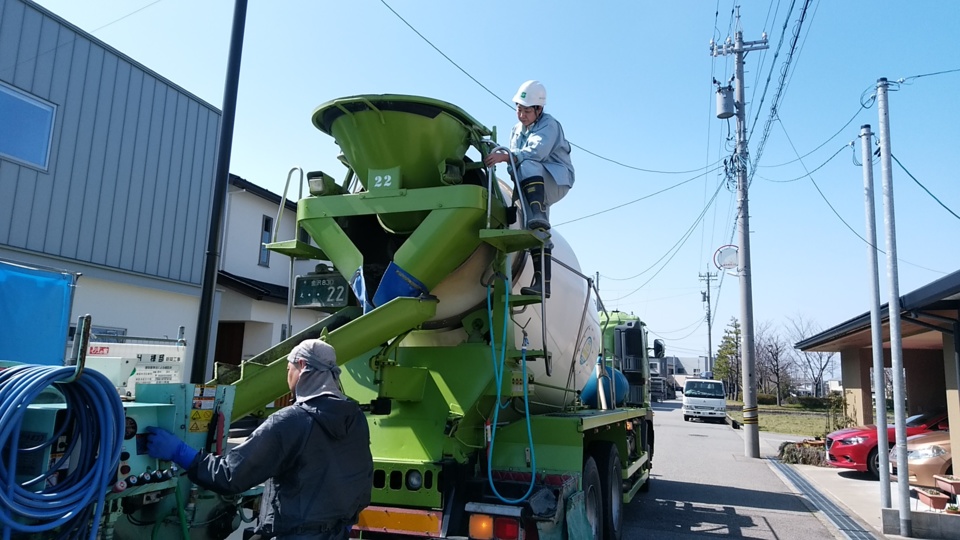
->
left=826, top=409, right=948, bottom=478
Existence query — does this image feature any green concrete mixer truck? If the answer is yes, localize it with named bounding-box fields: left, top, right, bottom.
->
left=214, top=94, right=662, bottom=540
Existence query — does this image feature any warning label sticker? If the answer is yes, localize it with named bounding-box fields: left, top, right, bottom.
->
left=189, top=420, right=211, bottom=433
left=190, top=409, right=214, bottom=421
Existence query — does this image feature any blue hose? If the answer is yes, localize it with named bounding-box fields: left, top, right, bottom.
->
left=0, top=364, right=124, bottom=540
left=485, top=268, right=538, bottom=504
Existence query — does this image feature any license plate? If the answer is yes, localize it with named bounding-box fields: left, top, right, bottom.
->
left=294, top=273, right=350, bottom=308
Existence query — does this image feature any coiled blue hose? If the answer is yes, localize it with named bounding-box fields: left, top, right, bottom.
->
left=0, top=364, right=124, bottom=540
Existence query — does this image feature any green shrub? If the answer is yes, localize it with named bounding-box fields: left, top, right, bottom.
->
left=757, top=393, right=778, bottom=405
left=777, top=441, right=826, bottom=466
left=797, top=396, right=830, bottom=409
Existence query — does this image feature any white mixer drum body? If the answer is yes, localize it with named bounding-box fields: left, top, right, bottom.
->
left=406, top=226, right=600, bottom=410
left=511, top=231, right=601, bottom=410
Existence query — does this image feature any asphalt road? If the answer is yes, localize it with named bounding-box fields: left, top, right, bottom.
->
left=621, top=399, right=846, bottom=539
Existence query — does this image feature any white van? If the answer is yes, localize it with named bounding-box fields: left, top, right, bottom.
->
left=682, top=378, right=726, bottom=423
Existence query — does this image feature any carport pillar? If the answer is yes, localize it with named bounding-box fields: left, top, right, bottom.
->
left=842, top=350, right=873, bottom=425
left=947, top=330, right=960, bottom=486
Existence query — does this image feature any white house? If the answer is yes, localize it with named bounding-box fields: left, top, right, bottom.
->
left=215, top=174, right=327, bottom=366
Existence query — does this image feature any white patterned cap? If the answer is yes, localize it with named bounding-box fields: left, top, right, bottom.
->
left=288, top=339, right=338, bottom=373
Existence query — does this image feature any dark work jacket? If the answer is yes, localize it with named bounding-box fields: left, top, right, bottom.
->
left=188, top=396, right=373, bottom=538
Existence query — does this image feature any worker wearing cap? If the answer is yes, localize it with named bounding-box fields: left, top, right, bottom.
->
left=145, top=339, right=373, bottom=539
left=484, top=80, right=574, bottom=298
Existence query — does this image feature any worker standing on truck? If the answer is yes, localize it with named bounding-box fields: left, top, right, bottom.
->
left=146, top=339, right=373, bottom=540
left=484, top=80, right=574, bottom=298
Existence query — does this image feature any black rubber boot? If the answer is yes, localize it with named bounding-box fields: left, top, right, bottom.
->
left=520, top=176, right=550, bottom=230
left=521, top=246, right=551, bottom=298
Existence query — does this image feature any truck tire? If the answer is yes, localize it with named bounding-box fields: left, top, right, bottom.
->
left=583, top=456, right=604, bottom=540
left=595, top=443, right=623, bottom=540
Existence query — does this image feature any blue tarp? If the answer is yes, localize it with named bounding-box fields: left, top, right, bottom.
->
left=0, top=260, right=75, bottom=365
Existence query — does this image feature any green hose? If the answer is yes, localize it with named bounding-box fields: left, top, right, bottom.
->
left=175, top=480, right=190, bottom=539
left=152, top=514, right=161, bottom=540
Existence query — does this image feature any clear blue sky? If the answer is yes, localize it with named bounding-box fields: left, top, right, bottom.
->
left=33, top=0, right=960, bottom=363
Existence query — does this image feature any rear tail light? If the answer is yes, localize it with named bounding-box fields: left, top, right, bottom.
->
left=469, top=514, right=523, bottom=540
left=494, top=517, right=521, bottom=540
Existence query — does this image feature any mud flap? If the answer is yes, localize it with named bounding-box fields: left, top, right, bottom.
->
left=564, top=491, right=592, bottom=539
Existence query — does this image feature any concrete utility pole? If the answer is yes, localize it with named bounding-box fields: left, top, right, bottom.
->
left=710, top=11, right=766, bottom=459
left=700, top=272, right=717, bottom=371
left=859, top=124, right=892, bottom=509
left=877, top=78, right=912, bottom=537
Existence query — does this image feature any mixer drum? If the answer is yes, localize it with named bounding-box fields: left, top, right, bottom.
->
left=408, top=228, right=601, bottom=411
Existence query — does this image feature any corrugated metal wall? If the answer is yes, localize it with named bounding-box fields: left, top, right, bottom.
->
left=0, top=0, right=220, bottom=285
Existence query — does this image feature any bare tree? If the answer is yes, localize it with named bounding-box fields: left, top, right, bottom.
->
left=755, top=321, right=773, bottom=395
left=754, top=321, right=797, bottom=404
left=764, top=329, right=795, bottom=405
left=786, top=314, right=835, bottom=398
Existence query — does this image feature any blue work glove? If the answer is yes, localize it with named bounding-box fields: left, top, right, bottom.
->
left=146, top=426, right=199, bottom=469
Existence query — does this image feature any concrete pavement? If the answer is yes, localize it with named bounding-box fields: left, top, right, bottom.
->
left=753, top=429, right=885, bottom=537
left=747, top=425, right=944, bottom=540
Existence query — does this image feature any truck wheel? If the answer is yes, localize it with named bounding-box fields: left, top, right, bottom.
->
left=595, top=443, right=623, bottom=540
left=583, top=456, right=604, bottom=540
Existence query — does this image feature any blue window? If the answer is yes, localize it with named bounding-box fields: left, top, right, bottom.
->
left=0, top=83, right=56, bottom=170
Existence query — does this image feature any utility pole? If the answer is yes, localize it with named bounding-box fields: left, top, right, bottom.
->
left=699, top=272, right=717, bottom=371
left=859, top=124, right=891, bottom=509
left=710, top=10, right=766, bottom=459
left=877, top=77, right=911, bottom=537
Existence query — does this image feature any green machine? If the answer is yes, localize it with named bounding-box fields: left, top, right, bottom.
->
left=218, top=95, right=659, bottom=540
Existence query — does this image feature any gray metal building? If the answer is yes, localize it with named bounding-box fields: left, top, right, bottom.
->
left=0, top=0, right=219, bottom=281
left=0, top=0, right=220, bottom=370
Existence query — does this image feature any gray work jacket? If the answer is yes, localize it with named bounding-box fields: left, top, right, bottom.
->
left=509, top=112, right=575, bottom=187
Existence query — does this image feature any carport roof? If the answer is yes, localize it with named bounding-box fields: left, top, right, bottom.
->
left=796, top=269, right=960, bottom=352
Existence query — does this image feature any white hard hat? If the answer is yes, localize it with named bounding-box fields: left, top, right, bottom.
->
left=513, top=80, right=546, bottom=108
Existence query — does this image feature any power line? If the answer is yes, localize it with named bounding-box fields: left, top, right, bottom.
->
left=648, top=318, right=706, bottom=342
left=378, top=0, right=720, bottom=176
left=759, top=106, right=864, bottom=168
left=554, top=165, right=721, bottom=227
left=377, top=0, right=505, bottom=108
left=748, top=0, right=813, bottom=183
left=574, top=146, right=721, bottom=175
left=776, top=0, right=821, bottom=112
left=88, top=0, right=166, bottom=33
left=777, top=118, right=947, bottom=275
left=746, top=0, right=798, bottom=146
left=0, top=0, right=167, bottom=74
left=649, top=316, right=705, bottom=335
left=607, top=178, right=727, bottom=302
left=777, top=119, right=878, bottom=244
left=891, top=154, right=960, bottom=221
left=754, top=142, right=851, bottom=183
left=897, top=67, right=960, bottom=83
left=584, top=175, right=723, bottom=286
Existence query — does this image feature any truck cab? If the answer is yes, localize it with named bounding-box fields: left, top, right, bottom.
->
left=682, top=378, right=726, bottom=423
